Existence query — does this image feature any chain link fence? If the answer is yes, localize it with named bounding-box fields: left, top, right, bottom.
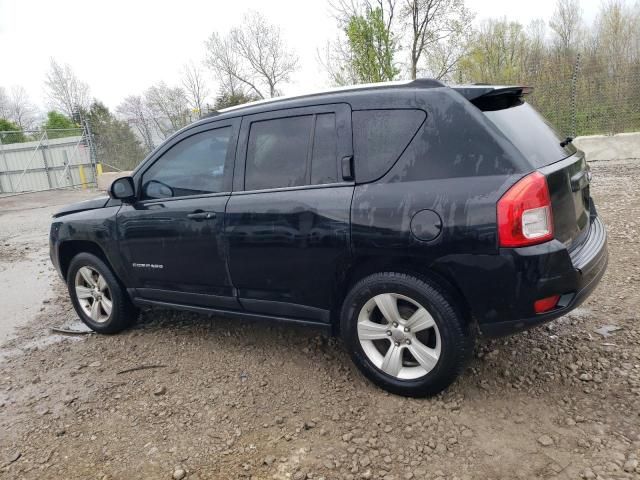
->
left=5, top=54, right=632, bottom=183
left=113, top=55, right=638, bottom=174
left=523, top=54, right=640, bottom=138
left=0, top=128, right=96, bottom=195
left=115, top=113, right=203, bottom=172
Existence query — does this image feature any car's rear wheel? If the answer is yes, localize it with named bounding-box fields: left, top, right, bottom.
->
left=67, top=252, right=137, bottom=334
left=340, top=272, right=474, bottom=397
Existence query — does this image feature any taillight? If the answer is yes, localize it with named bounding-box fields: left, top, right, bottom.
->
left=497, top=172, right=553, bottom=247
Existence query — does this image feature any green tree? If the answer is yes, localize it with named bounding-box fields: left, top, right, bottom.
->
left=85, top=101, right=146, bottom=171
left=43, top=111, right=79, bottom=138
left=346, top=7, right=399, bottom=83
left=213, top=91, right=259, bottom=110
left=0, top=118, right=27, bottom=144
left=457, top=18, right=529, bottom=84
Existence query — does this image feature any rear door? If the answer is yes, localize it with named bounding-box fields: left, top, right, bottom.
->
left=225, top=104, right=353, bottom=322
left=483, top=101, right=591, bottom=249
left=117, top=120, right=240, bottom=310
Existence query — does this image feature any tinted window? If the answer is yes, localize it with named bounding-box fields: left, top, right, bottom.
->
left=384, top=97, right=520, bottom=182
left=142, top=127, right=231, bottom=199
left=484, top=102, right=576, bottom=167
left=353, top=109, right=426, bottom=183
left=246, top=116, right=313, bottom=190
left=311, top=113, right=338, bottom=184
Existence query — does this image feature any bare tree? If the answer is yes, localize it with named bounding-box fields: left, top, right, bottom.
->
left=181, top=62, right=209, bottom=115
left=0, top=87, right=9, bottom=119
left=232, top=11, right=299, bottom=97
left=144, top=82, right=191, bottom=138
left=523, top=19, right=548, bottom=74
left=205, top=32, right=248, bottom=98
left=549, top=0, right=583, bottom=53
left=593, top=0, right=640, bottom=70
left=44, top=59, right=90, bottom=117
left=422, top=28, right=471, bottom=80
left=117, top=95, right=156, bottom=152
left=317, top=38, right=359, bottom=86
left=6, top=86, right=39, bottom=130
left=205, top=11, right=299, bottom=99
left=402, top=0, right=474, bottom=80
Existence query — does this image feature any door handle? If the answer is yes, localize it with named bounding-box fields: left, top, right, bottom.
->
left=341, top=155, right=354, bottom=181
left=187, top=211, right=216, bottom=220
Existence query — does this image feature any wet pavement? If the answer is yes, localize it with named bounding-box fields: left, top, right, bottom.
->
left=0, top=189, right=100, bottom=342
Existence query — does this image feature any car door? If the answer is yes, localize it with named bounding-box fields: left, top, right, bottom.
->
left=117, top=119, right=240, bottom=310
left=225, top=104, right=354, bottom=322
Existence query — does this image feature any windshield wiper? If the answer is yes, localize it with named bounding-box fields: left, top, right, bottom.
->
left=560, top=136, right=574, bottom=147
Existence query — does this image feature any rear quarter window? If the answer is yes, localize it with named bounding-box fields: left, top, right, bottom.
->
left=353, top=109, right=426, bottom=183
left=383, top=93, right=523, bottom=182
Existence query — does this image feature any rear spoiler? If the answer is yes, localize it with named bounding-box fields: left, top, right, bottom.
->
left=452, top=85, right=533, bottom=111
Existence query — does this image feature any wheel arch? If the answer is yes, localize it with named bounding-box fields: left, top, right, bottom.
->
left=332, top=255, right=475, bottom=335
left=58, top=240, right=114, bottom=282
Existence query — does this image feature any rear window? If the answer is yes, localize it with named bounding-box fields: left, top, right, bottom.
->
left=353, top=109, right=426, bottom=183
left=483, top=102, right=576, bottom=167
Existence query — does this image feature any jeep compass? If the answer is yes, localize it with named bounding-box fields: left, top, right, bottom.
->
left=50, top=80, right=608, bottom=396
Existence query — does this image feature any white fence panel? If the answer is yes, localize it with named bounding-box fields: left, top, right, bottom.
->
left=0, top=133, right=95, bottom=194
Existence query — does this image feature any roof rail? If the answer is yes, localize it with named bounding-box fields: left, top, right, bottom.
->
left=201, top=111, right=220, bottom=119
left=217, top=78, right=446, bottom=114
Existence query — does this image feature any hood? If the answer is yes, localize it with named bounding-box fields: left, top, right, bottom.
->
left=53, top=195, right=111, bottom=218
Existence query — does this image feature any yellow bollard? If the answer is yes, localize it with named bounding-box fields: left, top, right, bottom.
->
left=78, top=165, right=87, bottom=190
left=92, top=163, right=103, bottom=191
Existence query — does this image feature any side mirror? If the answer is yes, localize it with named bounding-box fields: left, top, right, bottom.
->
left=109, top=176, right=136, bottom=202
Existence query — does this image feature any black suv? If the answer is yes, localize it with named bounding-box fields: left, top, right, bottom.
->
left=50, top=80, right=608, bottom=396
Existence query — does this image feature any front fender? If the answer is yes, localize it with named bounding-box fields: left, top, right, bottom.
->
left=50, top=205, right=128, bottom=284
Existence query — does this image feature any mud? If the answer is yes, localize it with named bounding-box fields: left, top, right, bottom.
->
left=0, top=165, right=639, bottom=480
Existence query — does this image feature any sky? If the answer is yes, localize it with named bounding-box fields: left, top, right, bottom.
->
left=0, top=0, right=602, bottom=113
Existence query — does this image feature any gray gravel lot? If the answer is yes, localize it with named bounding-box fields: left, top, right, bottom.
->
left=0, top=163, right=639, bottom=480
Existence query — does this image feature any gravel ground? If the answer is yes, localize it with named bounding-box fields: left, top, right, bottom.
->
left=0, top=162, right=639, bottom=480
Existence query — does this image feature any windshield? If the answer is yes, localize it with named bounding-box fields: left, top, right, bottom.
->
left=484, top=102, right=577, bottom=167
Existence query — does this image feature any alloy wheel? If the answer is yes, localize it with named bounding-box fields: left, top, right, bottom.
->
left=357, top=293, right=441, bottom=380
left=74, top=266, right=113, bottom=323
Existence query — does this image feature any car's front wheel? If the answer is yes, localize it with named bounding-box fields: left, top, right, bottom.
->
left=340, top=272, right=474, bottom=397
left=67, top=252, right=137, bottom=334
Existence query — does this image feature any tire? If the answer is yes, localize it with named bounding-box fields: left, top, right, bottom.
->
left=340, top=272, right=474, bottom=397
left=67, top=252, right=137, bottom=334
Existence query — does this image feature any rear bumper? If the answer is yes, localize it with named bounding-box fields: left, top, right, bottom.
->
left=481, top=219, right=607, bottom=335
left=441, top=214, right=608, bottom=337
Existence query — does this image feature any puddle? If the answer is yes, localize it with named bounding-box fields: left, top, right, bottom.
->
left=0, top=317, right=90, bottom=362
left=0, top=248, right=55, bottom=343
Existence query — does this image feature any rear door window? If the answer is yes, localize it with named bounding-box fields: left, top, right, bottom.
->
left=311, top=113, right=338, bottom=185
left=245, top=115, right=313, bottom=190
left=244, top=109, right=343, bottom=190
left=353, top=109, right=426, bottom=183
